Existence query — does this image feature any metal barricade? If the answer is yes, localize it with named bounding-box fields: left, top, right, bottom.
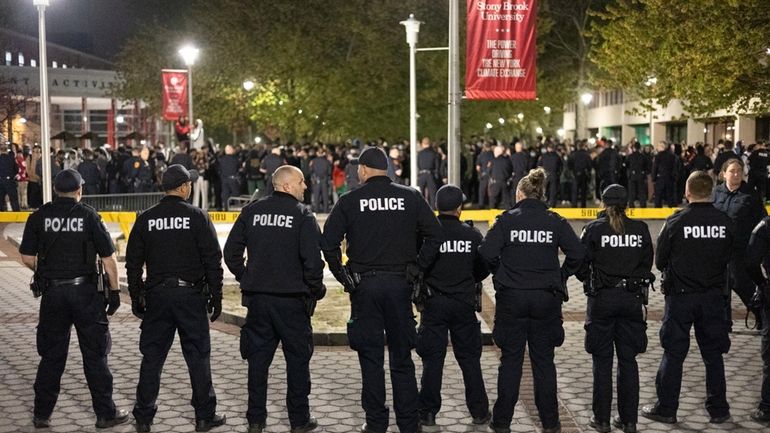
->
left=81, top=192, right=165, bottom=211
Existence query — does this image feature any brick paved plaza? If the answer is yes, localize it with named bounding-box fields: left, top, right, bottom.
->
left=0, top=225, right=767, bottom=433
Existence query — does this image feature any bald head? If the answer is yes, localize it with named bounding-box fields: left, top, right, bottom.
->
left=272, top=165, right=307, bottom=200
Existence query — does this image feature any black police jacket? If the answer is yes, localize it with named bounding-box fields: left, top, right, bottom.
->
left=597, top=147, right=619, bottom=176
left=19, top=198, right=115, bottom=279
left=77, top=160, right=102, bottom=185
left=577, top=213, right=653, bottom=288
left=652, top=151, right=675, bottom=180
left=538, top=151, right=562, bottom=175
left=126, top=195, right=223, bottom=297
left=477, top=151, right=493, bottom=175
left=321, top=175, right=443, bottom=278
left=310, top=156, right=332, bottom=179
left=689, top=154, right=713, bottom=172
left=655, top=202, right=735, bottom=293
left=479, top=198, right=585, bottom=291
left=748, top=150, right=770, bottom=174
left=218, top=154, right=241, bottom=178
left=489, top=156, right=513, bottom=182
left=569, top=149, right=592, bottom=177
left=260, top=154, right=285, bottom=176
left=418, top=148, right=441, bottom=174
left=625, top=152, right=649, bottom=180
left=0, top=151, right=17, bottom=178
left=746, top=216, right=770, bottom=285
left=223, top=191, right=324, bottom=297
left=511, top=152, right=529, bottom=179
left=424, top=215, right=489, bottom=294
left=712, top=181, right=767, bottom=250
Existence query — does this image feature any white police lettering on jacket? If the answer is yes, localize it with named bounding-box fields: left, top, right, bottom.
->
left=252, top=213, right=294, bottom=228
left=510, top=230, right=553, bottom=243
left=683, top=225, right=726, bottom=239
left=359, top=197, right=405, bottom=212
left=439, top=239, right=472, bottom=254
left=600, top=234, right=643, bottom=248
left=147, top=217, right=191, bottom=231
left=44, top=217, right=84, bottom=232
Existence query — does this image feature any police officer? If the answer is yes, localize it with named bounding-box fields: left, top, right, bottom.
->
left=417, top=137, right=441, bottom=209
left=488, top=145, right=513, bottom=209
left=479, top=168, right=585, bottom=433
left=224, top=165, right=324, bottom=433
left=0, top=141, right=20, bottom=210
left=577, top=185, right=653, bottom=433
left=345, top=149, right=361, bottom=191
left=321, top=147, right=443, bottom=433
left=78, top=149, right=102, bottom=195
left=417, top=185, right=490, bottom=432
left=569, top=141, right=592, bottom=208
left=537, top=142, right=562, bottom=208
left=19, top=169, right=127, bottom=429
left=625, top=142, right=649, bottom=208
left=652, top=141, right=676, bottom=207
left=126, top=164, right=225, bottom=432
left=476, top=142, right=494, bottom=208
left=746, top=213, right=770, bottom=426
left=219, top=145, right=242, bottom=210
left=309, top=148, right=332, bottom=213
left=259, top=146, right=286, bottom=197
left=597, top=141, right=619, bottom=191
left=510, top=142, right=529, bottom=205
left=642, top=171, right=734, bottom=425
left=748, top=142, right=769, bottom=201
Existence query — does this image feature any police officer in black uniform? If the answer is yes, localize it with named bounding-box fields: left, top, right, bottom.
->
left=538, top=143, right=562, bottom=208
left=78, top=149, right=102, bottom=195
left=309, top=148, right=332, bottom=213
left=260, top=146, right=286, bottom=197
left=417, top=185, right=490, bottom=431
left=321, top=147, right=443, bottom=433
left=480, top=168, right=585, bottom=433
left=642, top=171, right=734, bottom=425
left=746, top=213, right=770, bottom=426
left=597, top=141, right=620, bottom=192
left=625, top=143, right=649, bottom=208
left=19, top=169, right=127, bottom=429
left=569, top=141, right=593, bottom=208
left=417, top=137, right=441, bottom=209
left=652, top=142, right=676, bottom=207
left=476, top=143, right=494, bottom=208
left=748, top=142, right=770, bottom=201
left=218, top=145, right=242, bottom=210
left=0, top=141, right=19, bottom=210
left=510, top=142, right=529, bottom=206
left=126, top=164, right=225, bottom=432
left=488, top=145, right=513, bottom=209
left=577, top=185, right=653, bottom=433
left=224, top=165, right=324, bottom=433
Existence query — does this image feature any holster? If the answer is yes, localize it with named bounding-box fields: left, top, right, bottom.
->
left=304, top=296, right=318, bottom=317
left=341, top=265, right=359, bottom=294
left=30, top=273, right=45, bottom=298
left=411, top=273, right=432, bottom=312
left=750, top=283, right=770, bottom=311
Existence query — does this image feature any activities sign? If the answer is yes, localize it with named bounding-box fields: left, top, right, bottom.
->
left=465, top=0, right=537, bottom=100
left=161, top=69, right=188, bottom=121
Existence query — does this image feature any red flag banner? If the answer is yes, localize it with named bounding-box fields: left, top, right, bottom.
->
left=465, top=0, right=537, bottom=100
left=161, top=69, right=188, bottom=121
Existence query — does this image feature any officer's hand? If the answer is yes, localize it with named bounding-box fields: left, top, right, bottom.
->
left=105, top=290, right=121, bottom=316
left=131, top=297, right=145, bottom=319
left=208, top=295, right=222, bottom=322
left=406, top=263, right=422, bottom=284
left=313, top=284, right=327, bottom=301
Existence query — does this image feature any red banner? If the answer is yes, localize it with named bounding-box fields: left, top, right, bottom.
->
left=161, top=69, right=188, bottom=121
left=465, top=0, right=537, bottom=100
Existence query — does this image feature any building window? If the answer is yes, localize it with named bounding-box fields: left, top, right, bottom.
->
left=4, top=51, right=11, bottom=65
left=30, top=59, right=37, bottom=67
left=52, top=61, right=58, bottom=68
left=18, top=53, right=24, bottom=67
left=63, top=110, right=84, bottom=135
left=757, top=117, right=770, bottom=142
left=62, top=64, right=67, bottom=69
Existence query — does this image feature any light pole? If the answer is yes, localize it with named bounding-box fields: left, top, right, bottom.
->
left=34, top=0, right=53, bottom=203
left=242, top=80, right=255, bottom=144
left=447, top=0, right=461, bottom=187
left=178, top=45, right=199, bottom=128
left=400, top=15, right=421, bottom=189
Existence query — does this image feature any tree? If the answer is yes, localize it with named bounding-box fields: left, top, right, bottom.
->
left=591, top=0, right=770, bottom=116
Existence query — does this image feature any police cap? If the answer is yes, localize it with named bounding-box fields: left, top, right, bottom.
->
left=602, top=184, right=628, bottom=206
left=161, top=164, right=199, bottom=191
left=54, top=169, right=84, bottom=193
left=350, top=147, right=388, bottom=170
left=436, top=184, right=465, bottom=211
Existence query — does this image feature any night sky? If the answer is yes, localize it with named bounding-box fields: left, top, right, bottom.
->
left=4, top=0, right=191, bottom=61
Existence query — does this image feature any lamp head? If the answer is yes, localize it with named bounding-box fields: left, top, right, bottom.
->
left=400, top=14, right=422, bottom=46
left=178, top=45, right=200, bottom=67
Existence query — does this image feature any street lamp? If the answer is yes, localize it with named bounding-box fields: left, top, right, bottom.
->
left=580, top=92, right=594, bottom=106
left=400, top=14, right=421, bottom=189
left=178, top=44, right=199, bottom=127
left=543, top=106, right=552, bottom=114
left=242, top=79, right=255, bottom=92
left=498, top=117, right=505, bottom=125
left=34, top=0, right=53, bottom=203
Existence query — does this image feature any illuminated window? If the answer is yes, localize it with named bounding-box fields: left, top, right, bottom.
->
left=18, top=53, right=24, bottom=66
left=52, top=61, right=58, bottom=68
left=4, top=51, right=10, bottom=65
left=30, top=59, right=37, bottom=67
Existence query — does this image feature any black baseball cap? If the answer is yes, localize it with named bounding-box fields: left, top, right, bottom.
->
left=602, top=184, right=628, bottom=206
left=161, top=164, right=198, bottom=191
left=54, top=169, right=85, bottom=193
left=436, top=184, right=465, bottom=211
left=350, top=147, right=388, bottom=170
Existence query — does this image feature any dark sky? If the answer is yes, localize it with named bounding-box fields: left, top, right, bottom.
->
left=4, top=0, right=191, bottom=60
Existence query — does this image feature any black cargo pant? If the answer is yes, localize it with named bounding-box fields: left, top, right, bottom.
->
left=654, top=176, right=675, bottom=207
left=585, top=289, right=647, bottom=425
left=221, top=176, right=241, bottom=210
left=0, top=177, right=19, bottom=210
left=416, top=293, right=488, bottom=419
left=240, top=293, right=313, bottom=428
left=478, top=174, right=490, bottom=208
left=627, top=177, right=647, bottom=208
left=488, top=180, right=510, bottom=209
left=571, top=173, right=588, bottom=208
left=653, top=290, right=731, bottom=418
left=348, top=275, right=419, bottom=433
left=760, top=305, right=770, bottom=411
left=133, top=285, right=217, bottom=424
left=311, top=176, right=330, bottom=213
left=492, top=289, right=564, bottom=431
left=545, top=171, right=559, bottom=208
left=418, top=172, right=438, bottom=209
left=34, top=282, right=117, bottom=420
left=727, top=254, right=760, bottom=327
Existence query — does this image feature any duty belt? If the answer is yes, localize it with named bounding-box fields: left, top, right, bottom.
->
left=354, top=270, right=406, bottom=279
left=48, top=275, right=93, bottom=287
left=161, top=278, right=196, bottom=288
left=418, top=170, right=432, bottom=174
